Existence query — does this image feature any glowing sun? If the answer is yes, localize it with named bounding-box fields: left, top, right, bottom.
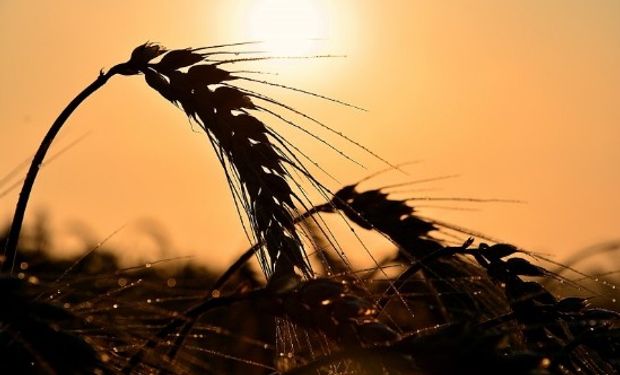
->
left=247, top=0, right=329, bottom=55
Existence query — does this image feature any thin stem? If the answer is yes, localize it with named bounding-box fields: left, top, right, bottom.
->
left=163, top=204, right=328, bottom=361
left=2, top=64, right=127, bottom=274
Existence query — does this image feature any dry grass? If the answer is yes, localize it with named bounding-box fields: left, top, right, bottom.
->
left=1, top=42, right=620, bottom=374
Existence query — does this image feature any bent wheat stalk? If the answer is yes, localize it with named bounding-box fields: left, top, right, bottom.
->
left=1, top=63, right=133, bottom=274
left=2, top=44, right=189, bottom=274
left=4, top=42, right=363, bottom=278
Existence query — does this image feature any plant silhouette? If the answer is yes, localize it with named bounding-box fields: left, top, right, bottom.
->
left=3, top=42, right=363, bottom=280
left=2, top=42, right=620, bottom=375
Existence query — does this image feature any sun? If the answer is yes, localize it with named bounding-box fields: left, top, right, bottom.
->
left=247, top=0, right=328, bottom=55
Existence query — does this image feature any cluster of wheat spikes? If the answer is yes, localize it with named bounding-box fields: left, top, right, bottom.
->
left=2, top=42, right=620, bottom=374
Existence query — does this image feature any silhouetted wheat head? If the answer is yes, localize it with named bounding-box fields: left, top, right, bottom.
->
left=126, top=42, right=317, bottom=279
left=3, top=40, right=372, bottom=280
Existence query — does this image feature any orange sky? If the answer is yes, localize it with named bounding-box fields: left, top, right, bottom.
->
left=1, top=1, right=619, bottom=269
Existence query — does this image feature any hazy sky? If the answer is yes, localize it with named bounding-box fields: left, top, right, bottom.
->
left=1, top=1, right=618, bottom=269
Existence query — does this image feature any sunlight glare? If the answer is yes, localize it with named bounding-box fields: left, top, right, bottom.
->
left=247, top=0, right=328, bottom=55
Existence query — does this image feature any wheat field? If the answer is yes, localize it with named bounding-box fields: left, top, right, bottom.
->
left=1, top=41, right=620, bottom=374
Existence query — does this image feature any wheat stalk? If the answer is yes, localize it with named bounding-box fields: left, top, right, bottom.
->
left=4, top=42, right=348, bottom=280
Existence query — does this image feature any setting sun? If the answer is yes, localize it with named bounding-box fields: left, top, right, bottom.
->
left=246, top=0, right=328, bottom=55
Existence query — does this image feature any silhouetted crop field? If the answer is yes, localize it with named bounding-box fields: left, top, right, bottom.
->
left=2, top=43, right=619, bottom=375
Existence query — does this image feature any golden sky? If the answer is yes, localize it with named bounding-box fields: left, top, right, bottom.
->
left=1, top=1, right=619, bottom=269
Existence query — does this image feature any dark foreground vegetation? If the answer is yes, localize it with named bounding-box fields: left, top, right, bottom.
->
left=2, top=43, right=619, bottom=374
left=2, top=212, right=620, bottom=374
